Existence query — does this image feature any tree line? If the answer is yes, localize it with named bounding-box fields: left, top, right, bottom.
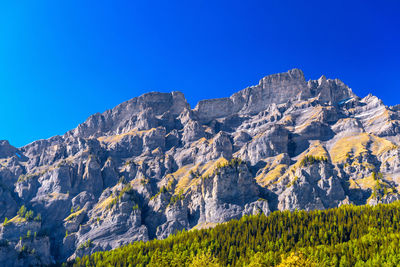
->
left=69, top=201, right=400, bottom=266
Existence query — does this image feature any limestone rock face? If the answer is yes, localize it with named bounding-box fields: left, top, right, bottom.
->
left=194, top=69, right=308, bottom=122
left=238, top=125, right=289, bottom=164
left=187, top=161, right=260, bottom=224
left=156, top=199, right=189, bottom=239
left=0, top=140, right=18, bottom=158
left=309, top=75, right=355, bottom=104
left=2, top=69, right=400, bottom=264
left=0, top=187, right=18, bottom=219
left=277, top=162, right=345, bottom=211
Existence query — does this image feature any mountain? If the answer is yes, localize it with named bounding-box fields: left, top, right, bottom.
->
left=1, top=69, right=400, bottom=265
left=71, top=201, right=400, bottom=266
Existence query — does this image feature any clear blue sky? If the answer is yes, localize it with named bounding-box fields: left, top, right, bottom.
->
left=1, top=1, right=399, bottom=147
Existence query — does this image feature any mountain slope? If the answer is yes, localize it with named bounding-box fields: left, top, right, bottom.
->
left=71, top=201, right=400, bottom=266
left=1, top=69, right=400, bottom=265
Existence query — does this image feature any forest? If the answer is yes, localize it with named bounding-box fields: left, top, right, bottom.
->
left=69, top=201, right=400, bottom=266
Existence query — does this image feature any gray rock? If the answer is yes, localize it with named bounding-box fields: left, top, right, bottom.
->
left=0, top=141, right=18, bottom=159
left=0, top=68, right=399, bottom=264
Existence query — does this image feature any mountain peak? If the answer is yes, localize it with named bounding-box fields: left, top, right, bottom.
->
left=317, top=75, right=327, bottom=85
left=195, top=69, right=354, bottom=122
left=260, top=68, right=305, bottom=84
left=1, top=68, right=399, bottom=265
left=66, top=91, right=190, bottom=139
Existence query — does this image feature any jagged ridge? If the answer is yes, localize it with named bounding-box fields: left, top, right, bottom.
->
left=0, top=69, right=399, bottom=265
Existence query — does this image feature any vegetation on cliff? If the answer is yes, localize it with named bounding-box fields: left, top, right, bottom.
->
left=70, top=201, right=400, bottom=266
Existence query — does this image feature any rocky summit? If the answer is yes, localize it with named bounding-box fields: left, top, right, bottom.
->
left=1, top=69, right=400, bottom=265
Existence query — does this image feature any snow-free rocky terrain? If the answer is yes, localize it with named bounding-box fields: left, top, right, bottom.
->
left=1, top=69, right=400, bottom=265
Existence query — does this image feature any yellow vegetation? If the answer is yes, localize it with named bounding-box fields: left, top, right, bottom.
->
left=94, top=195, right=116, bottom=211
left=174, top=164, right=200, bottom=195
left=256, top=164, right=287, bottom=187
left=267, top=142, right=329, bottom=188
left=294, top=107, right=323, bottom=132
left=8, top=215, right=26, bottom=224
left=64, top=208, right=85, bottom=221
left=169, top=158, right=235, bottom=195
left=356, top=174, right=377, bottom=190
left=192, top=137, right=209, bottom=146
left=306, top=141, right=329, bottom=159
left=366, top=109, right=390, bottom=126
left=277, top=252, right=317, bottom=267
left=173, top=158, right=230, bottom=194
left=350, top=160, right=375, bottom=170
left=330, top=133, right=397, bottom=163
left=279, top=115, right=294, bottom=126
left=49, top=192, right=69, bottom=199
left=152, top=147, right=162, bottom=154
left=163, top=165, right=193, bottom=194
left=98, top=128, right=156, bottom=143
left=349, top=179, right=360, bottom=189
left=189, top=252, right=221, bottom=267
left=201, top=157, right=229, bottom=178
left=191, top=222, right=219, bottom=230
left=288, top=142, right=328, bottom=174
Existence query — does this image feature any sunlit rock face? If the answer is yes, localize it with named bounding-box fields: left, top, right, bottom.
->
left=2, top=68, right=400, bottom=265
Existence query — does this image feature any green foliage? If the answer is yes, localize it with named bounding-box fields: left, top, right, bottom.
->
left=17, top=174, right=35, bottom=183
left=150, top=186, right=168, bottom=201
left=189, top=252, right=221, bottom=267
left=299, top=155, right=328, bottom=167
left=71, top=201, right=400, bottom=267
left=370, top=177, right=397, bottom=202
left=189, top=169, right=201, bottom=178
left=169, top=190, right=185, bottom=206
left=70, top=205, right=81, bottom=214
left=286, top=176, right=299, bottom=188
left=139, top=178, right=149, bottom=185
left=229, top=157, right=243, bottom=167
left=160, top=186, right=167, bottom=194
left=107, top=184, right=138, bottom=210
left=16, top=205, right=36, bottom=222
left=57, top=159, right=68, bottom=168
left=17, top=170, right=47, bottom=183
left=277, top=252, right=317, bottom=267
left=3, top=217, right=8, bottom=226
left=66, top=209, right=85, bottom=221
left=217, top=157, right=243, bottom=170
left=17, top=205, right=27, bottom=217
left=24, top=210, right=34, bottom=221
left=34, top=213, right=41, bottom=222
left=202, top=157, right=245, bottom=180
left=118, top=176, right=127, bottom=184
left=20, top=230, right=34, bottom=241
left=124, top=159, right=133, bottom=166
left=78, top=240, right=93, bottom=250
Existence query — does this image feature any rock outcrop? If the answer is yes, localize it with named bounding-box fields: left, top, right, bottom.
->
left=0, top=69, right=399, bottom=265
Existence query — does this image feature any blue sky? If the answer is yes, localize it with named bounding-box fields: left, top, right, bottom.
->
left=1, top=1, right=399, bottom=147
